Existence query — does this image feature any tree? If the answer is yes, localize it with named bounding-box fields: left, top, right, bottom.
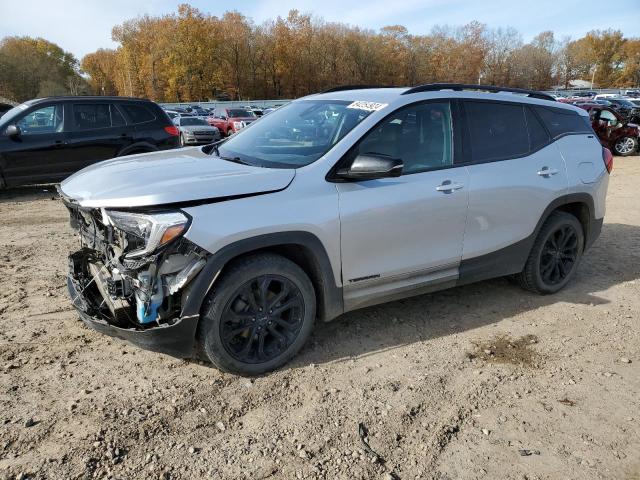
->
left=0, top=36, right=85, bottom=102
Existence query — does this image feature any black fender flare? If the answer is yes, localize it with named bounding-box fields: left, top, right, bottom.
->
left=117, top=142, right=159, bottom=157
left=181, top=231, right=344, bottom=323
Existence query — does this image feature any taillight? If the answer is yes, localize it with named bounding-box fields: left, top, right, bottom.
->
left=602, top=147, right=613, bottom=174
left=164, top=126, right=179, bottom=136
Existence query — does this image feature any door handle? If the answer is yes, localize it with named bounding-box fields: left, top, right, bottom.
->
left=537, top=167, right=559, bottom=177
left=436, top=181, right=464, bottom=192
left=52, top=140, right=66, bottom=148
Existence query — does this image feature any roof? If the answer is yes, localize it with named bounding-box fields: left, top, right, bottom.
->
left=303, top=85, right=586, bottom=115
left=27, top=95, right=151, bottom=104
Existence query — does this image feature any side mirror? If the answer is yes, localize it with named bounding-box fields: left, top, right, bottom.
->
left=337, top=153, right=403, bottom=180
left=5, top=125, right=20, bottom=137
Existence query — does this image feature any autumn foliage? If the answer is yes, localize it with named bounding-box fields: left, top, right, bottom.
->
left=1, top=4, right=639, bottom=103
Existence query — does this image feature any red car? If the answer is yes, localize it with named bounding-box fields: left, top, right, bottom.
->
left=576, top=103, right=639, bottom=156
left=207, top=107, right=257, bottom=136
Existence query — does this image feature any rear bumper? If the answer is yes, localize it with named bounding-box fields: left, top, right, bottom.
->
left=67, top=274, right=198, bottom=358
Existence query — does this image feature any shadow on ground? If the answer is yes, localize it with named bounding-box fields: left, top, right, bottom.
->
left=294, top=222, right=640, bottom=368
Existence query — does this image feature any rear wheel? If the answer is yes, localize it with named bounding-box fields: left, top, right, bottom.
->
left=517, top=211, right=584, bottom=294
left=198, top=253, right=316, bottom=375
left=613, top=136, right=638, bottom=156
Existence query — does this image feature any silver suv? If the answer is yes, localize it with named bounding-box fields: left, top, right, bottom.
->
left=60, top=84, right=611, bottom=375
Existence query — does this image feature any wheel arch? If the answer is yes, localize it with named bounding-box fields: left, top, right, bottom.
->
left=117, top=142, right=159, bottom=157
left=181, top=232, right=344, bottom=324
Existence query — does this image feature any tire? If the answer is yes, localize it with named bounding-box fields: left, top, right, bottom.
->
left=179, top=133, right=185, bottom=147
left=613, top=136, right=638, bottom=156
left=517, top=211, right=584, bottom=295
left=198, top=253, right=316, bottom=375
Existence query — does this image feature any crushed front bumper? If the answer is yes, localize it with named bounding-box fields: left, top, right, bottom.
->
left=67, top=264, right=199, bottom=359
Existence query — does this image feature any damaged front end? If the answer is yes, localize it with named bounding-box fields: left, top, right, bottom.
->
left=63, top=197, right=208, bottom=357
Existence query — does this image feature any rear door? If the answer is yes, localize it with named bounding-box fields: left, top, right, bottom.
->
left=65, top=102, right=131, bottom=171
left=1, top=102, right=70, bottom=185
left=337, top=100, right=469, bottom=310
left=461, top=100, right=568, bottom=267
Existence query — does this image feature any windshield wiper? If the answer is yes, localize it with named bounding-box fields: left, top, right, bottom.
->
left=220, top=156, right=253, bottom=166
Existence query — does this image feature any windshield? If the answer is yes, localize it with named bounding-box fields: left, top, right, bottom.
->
left=180, top=117, right=207, bottom=126
left=227, top=109, right=255, bottom=118
left=215, top=100, right=375, bottom=168
left=612, top=99, right=635, bottom=107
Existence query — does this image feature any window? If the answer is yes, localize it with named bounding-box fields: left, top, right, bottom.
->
left=111, top=105, right=126, bottom=126
left=73, top=104, right=111, bottom=130
left=466, top=101, right=529, bottom=162
left=119, top=104, right=155, bottom=124
left=356, top=101, right=453, bottom=174
left=595, top=109, right=618, bottom=124
left=216, top=100, right=374, bottom=168
left=525, top=107, right=551, bottom=151
left=17, top=105, right=64, bottom=135
left=534, top=106, right=591, bottom=138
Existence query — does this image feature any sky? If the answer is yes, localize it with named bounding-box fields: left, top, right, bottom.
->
left=0, top=0, right=638, bottom=59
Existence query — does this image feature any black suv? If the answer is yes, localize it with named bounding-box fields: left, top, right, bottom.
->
left=0, top=96, right=179, bottom=188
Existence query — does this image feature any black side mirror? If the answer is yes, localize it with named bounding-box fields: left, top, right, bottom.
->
left=337, top=153, right=403, bottom=180
left=5, top=125, right=20, bottom=137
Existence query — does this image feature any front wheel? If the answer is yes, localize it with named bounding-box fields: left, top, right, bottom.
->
left=198, top=253, right=316, bottom=375
left=179, top=133, right=185, bottom=147
left=517, top=211, right=584, bottom=294
left=613, top=136, right=638, bottom=156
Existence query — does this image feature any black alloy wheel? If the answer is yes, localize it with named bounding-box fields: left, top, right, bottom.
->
left=199, top=253, right=316, bottom=375
left=517, top=211, right=584, bottom=294
left=539, top=224, right=579, bottom=286
left=220, top=275, right=304, bottom=364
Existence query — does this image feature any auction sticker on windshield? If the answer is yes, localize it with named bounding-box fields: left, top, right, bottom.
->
left=347, top=101, right=388, bottom=112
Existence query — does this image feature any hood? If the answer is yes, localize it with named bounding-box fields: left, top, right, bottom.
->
left=59, top=147, right=295, bottom=208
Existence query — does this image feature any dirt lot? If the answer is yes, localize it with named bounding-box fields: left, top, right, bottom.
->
left=1, top=158, right=639, bottom=480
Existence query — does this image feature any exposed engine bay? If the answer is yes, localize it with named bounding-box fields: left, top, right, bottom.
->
left=63, top=200, right=207, bottom=330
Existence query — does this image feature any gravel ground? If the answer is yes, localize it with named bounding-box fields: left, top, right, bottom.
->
left=0, top=157, right=639, bottom=480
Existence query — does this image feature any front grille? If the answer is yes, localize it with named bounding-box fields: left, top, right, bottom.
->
left=194, top=131, right=213, bottom=135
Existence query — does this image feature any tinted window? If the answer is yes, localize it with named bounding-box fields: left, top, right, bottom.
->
left=466, top=101, right=529, bottom=162
left=357, top=101, right=453, bottom=174
left=17, top=105, right=64, bottom=135
left=534, top=106, right=591, bottom=138
left=525, top=107, right=551, bottom=151
left=111, top=104, right=126, bottom=126
left=73, top=104, right=111, bottom=130
left=120, top=104, right=155, bottom=124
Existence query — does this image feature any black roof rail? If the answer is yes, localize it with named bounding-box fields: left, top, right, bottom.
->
left=402, top=83, right=556, bottom=102
left=322, top=85, right=398, bottom=93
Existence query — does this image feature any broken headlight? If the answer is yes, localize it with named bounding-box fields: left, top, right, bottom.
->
left=105, top=210, right=189, bottom=259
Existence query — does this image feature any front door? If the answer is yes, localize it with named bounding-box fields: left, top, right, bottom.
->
left=336, top=101, right=469, bottom=310
left=1, top=103, right=70, bottom=186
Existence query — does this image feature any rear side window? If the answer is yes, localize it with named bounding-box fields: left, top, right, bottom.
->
left=525, top=107, right=551, bottom=151
left=465, top=101, right=529, bottom=162
left=534, top=106, right=591, bottom=138
left=73, top=104, right=111, bottom=130
left=119, top=103, right=156, bottom=124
